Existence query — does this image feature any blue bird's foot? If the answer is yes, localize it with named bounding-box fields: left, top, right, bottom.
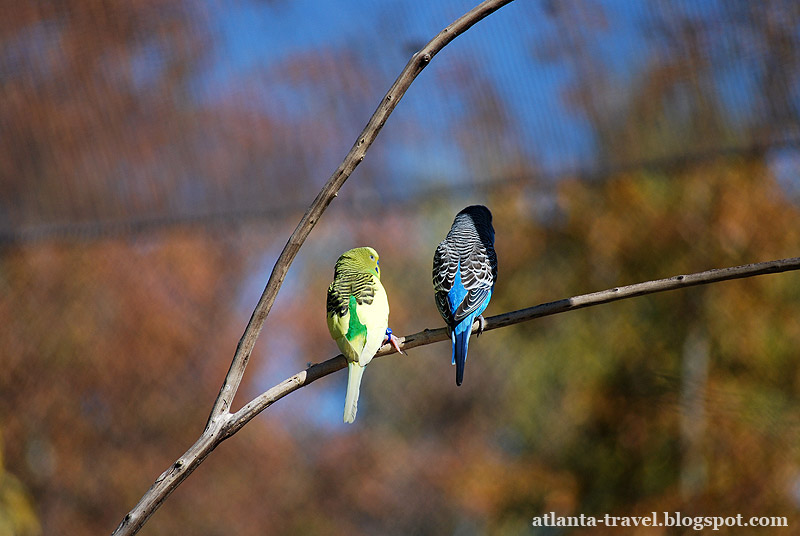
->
left=384, top=327, right=405, bottom=355
left=475, top=315, right=487, bottom=338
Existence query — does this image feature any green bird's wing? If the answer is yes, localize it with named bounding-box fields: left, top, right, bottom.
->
left=327, top=271, right=378, bottom=361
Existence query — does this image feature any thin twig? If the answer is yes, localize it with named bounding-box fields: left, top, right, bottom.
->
left=222, top=256, right=800, bottom=435
left=111, top=1, right=516, bottom=534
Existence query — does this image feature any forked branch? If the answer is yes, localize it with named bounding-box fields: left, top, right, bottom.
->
left=224, top=256, right=800, bottom=434
left=112, top=1, right=516, bottom=534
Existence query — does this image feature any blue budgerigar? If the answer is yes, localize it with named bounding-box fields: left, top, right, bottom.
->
left=432, top=205, right=497, bottom=386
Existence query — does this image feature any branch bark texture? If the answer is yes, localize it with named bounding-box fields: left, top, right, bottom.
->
left=112, top=1, right=515, bottom=534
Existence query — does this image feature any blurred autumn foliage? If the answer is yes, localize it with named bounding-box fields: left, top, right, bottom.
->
left=2, top=1, right=800, bottom=535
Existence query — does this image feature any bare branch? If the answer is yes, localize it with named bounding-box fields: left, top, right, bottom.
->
left=205, top=0, right=516, bottom=428
left=113, top=253, right=800, bottom=535
left=112, top=2, right=516, bottom=534
left=224, top=256, right=800, bottom=435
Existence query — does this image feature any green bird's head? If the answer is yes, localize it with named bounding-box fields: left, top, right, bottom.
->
left=336, top=246, right=381, bottom=278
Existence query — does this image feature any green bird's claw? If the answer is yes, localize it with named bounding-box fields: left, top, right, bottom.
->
left=384, top=328, right=405, bottom=355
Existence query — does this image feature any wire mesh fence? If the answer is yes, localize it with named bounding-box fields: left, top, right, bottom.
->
left=2, top=1, right=800, bottom=534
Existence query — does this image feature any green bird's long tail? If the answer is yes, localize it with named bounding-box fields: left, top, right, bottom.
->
left=344, top=362, right=365, bottom=424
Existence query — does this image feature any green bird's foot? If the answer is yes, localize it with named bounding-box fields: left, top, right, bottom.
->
left=384, top=328, right=405, bottom=355
left=475, top=315, right=487, bottom=338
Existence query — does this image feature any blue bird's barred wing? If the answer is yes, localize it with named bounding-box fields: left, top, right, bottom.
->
left=433, top=237, right=497, bottom=325
left=452, top=240, right=496, bottom=322
left=433, top=241, right=458, bottom=325
left=432, top=241, right=457, bottom=291
left=434, top=290, right=455, bottom=326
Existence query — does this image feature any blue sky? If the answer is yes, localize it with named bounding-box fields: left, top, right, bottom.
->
left=197, top=0, right=602, bottom=179
left=195, top=0, right=788, bottom=185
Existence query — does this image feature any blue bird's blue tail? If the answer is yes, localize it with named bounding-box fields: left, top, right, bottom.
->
left=452, top=319, right=473, bottom=386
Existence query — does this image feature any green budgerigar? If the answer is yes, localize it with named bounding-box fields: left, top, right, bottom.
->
left=326, top=247, right=403, bottom=423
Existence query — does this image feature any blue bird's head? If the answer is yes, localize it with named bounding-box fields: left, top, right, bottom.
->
left=457, top=205, right=495, bottom=243
left=457, top=204, right=492, bottom=223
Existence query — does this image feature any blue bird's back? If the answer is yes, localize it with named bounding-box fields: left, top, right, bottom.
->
left=432, top=205, right=497, bottom=386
